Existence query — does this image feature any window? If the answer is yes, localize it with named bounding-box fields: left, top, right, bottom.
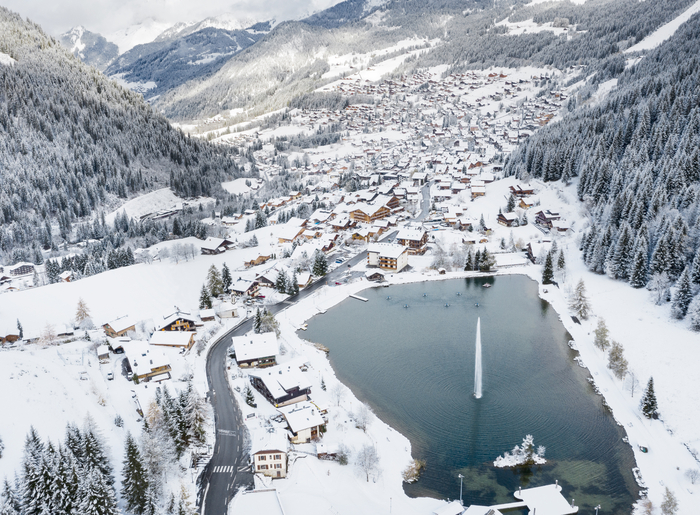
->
left=275, top=464, right=282, bottom=469
left=258, top=464, right=267, bottom=470
left=274, top=454, right=281, bottom=460
left=259, top=455, right=266, bottom=460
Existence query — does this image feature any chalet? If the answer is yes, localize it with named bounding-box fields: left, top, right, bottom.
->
left=244, top=255, right=272, bottom=268
left=149, top=331, right=195, bottom=349
left=509, top=184, right=535, bottom=197
left=221, top=216, right=238, bottom=227
left=330, top=217, right=353, bottom=232
left=231, top=278, right=259, bottom=297
left=296, top=272, right=312, bottom=289
left=122, top=340, right=172, bottom=382
left=278, top=402, right=326, bottom=444
left=249, top=363, right=312, bottom=407
left=277, top=225, right=306, bottom=244
left=232, top=332, right=279, bottom=368
left=535, top=210, right=561, bottom=229
left=349, top=203, right=391, bottom=223
left=200, top=237, right=234, bottom=255
left=0, top=324, right=20, bottom=345
left=252, top=431, right=288, bottom=479
left=97, top=344, right=110, bottom=363
left=551, top=219, right=570, bottom=233
left=396, top=228, right=429, bottom=255
left=199, top=309, right=216, bottom=322
left=367, top=243, right=409, bottom=272
left=59, top=270, right=74, bottom=282
left=497, top=212, right=518, bottom=227
left=103, top=315, right=136, bottom=338
left=365, top=270, right=386, bottom=282
left=156, top=310, right=197, bottom=332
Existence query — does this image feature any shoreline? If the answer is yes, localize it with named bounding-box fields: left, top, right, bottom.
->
left=271, top=263, right=676, bottom=513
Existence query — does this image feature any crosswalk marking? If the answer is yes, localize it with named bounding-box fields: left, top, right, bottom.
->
left=213, top=465, right=238, bottom=473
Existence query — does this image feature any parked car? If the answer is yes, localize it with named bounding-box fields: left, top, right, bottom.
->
left=107, top=372, right=114, bottom=381
left=335, top=258, right=344, bottom=263
left=127, top=371, right=133, bottom=381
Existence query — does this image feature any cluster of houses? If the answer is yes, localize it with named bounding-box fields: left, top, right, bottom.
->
left=230, top=331, right=327, bottom=479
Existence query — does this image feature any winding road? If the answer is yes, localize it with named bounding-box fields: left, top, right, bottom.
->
left=198, top=184, right=431, bottom=514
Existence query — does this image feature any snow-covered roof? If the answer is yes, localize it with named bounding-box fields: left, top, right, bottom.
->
left=121, top=340, right=170, bottom=377
left=200, top=237, right=232, bottom=251
left=232, top=332, right=278, bottom=362
left=249, top=363, right=311, bottom=400
left=199, top=308, right=216, bottom=319
left=230, top=490, right=285, bottom=515
left=149, top=331, right=193, bottom=347
left=397, top=228, right=426, bottom=242
left=105, top=315, right=136, bottom=333
left=462, top=506, right=502, bottom=515
left=157, top=310, right=196, bottom=330
left=278, top=402, right=325, bottom=434
left=367, top=242, right=408, bottom=259
left=434, top=501, right=470, bottom=515
left=97, top=344, right=110, bottom=356
left=250, top=428, right=288, bottom=455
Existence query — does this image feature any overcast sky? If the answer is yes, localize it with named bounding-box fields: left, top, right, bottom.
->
left=3, top=0, right=340, bottom=36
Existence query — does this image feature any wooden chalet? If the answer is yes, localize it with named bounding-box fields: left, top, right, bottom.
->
left=232, top=332, right=279, bottom=368
left=244, top=255, right=272, bottom=268
left=200, top=237, right=234, bottom=255
left=156, top=310, right=197, bottom=331
left=149, top=330, right=195, bottom=349
left=103, top=315, right=136, bottom=338
left=349, top=203, right=391, bottom=223
left=535, top=210, right=561, bottom=229
left=249, top=363, right=312, bottom=408
left=231, top=278, right=259, bottom=297
left=509, top=184, right=535, bottom=197
left=278, top=402, right=326, bottom=444
left=497, top=212, right=518, bottom=227
left=122, top=340, right=172, bottom=382
left=396, top=228, right=429, bottom=255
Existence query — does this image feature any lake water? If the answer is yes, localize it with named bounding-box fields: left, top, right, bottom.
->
left=302, top=275, right=638, bottom=513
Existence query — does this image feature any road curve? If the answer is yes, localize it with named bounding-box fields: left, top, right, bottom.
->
left=197, top=190, right=430, bottom=513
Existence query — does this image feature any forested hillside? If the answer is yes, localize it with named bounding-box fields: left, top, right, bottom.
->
left=0, top=8, right=242, bottom=259
left=504, top=11, right=700, bottom=317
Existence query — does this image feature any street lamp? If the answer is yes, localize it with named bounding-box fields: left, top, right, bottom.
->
left=595, top=505, right=601, bottom=515
left=458, top=473, right=464, bottom=506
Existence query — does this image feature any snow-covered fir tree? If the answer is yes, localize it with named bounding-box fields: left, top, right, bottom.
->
left=641, top=377, right=659, bottom=419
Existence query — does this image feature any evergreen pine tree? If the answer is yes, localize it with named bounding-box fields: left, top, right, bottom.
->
left=479, top=214, right=486, bottom=232
left=253, top=308, right=262, bottom=334
left=255, top=211, right=267, bottom=229
left=464, top=249, right=474, bottom=271
left=82, top=429, right=114, bottom=487
left=20, top=427, right=45, bottom=515
left=199, top=284, right=212, bottom=310
left=474, top=249, right=482, bottom=270
left=77, top=468, right=118, bottom=515
left=122, top=433, right=149, bottom=515
left=542, top=251, right=554, bottom=285
left=275, top=270, right=289, bottom=294
left=185, top=383, right=207, bottom=446
left=689, top=250, right=700, bottom=287
left=479, top=249, right=494, bottom=272
left=593, top=318, right=610, bottom=350
left=607, top=340, right=628, bottom=380
left=222, top=263, right=232, bottom=292
left=289, top=272, right=300, bottom=296
left=671, top=267, right=693, bottom=319
left=506, top=194, right=516, bottom=212
left=52, top=447, right=79, bottom=515
left=16, top=320, right=23, bottom=340
left=206, top=265, right=223, bottom=298
left=312, top=250, right=328, bottom=276
left=557, top=250, right=565, bottom=271
left=629, top=240, right=648, bottom=288
left=245, top=386, right=256, bottom=407
left=1, top=478, right=21, bottom=515
left=688, top=295, right=700, bottom=332
left=641, top=377, right=659, bottom=419
left=569, top=279, right=591, bottom=319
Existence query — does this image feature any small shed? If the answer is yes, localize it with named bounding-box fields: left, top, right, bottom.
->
left=97, top=344, right=110, bottom=363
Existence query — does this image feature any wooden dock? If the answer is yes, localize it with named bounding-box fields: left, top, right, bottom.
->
left=350, top=294, right=368, bottom=302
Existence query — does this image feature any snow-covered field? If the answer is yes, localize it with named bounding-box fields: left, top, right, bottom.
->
left=625, top=0, right=700, bottom=53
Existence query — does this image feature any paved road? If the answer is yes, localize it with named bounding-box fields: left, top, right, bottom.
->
left=198, top=188, right=430, bottom=514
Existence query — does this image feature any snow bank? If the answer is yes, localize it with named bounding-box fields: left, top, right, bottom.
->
left=625, top=0, right=700, bottom=53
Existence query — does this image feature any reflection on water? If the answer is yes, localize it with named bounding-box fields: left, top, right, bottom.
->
left=302, top=275, right=638, bottom=513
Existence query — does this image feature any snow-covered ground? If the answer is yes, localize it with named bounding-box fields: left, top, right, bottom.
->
left=625, top=0, right=700, bottom=53
left=104, top=188, right=215, bottom=225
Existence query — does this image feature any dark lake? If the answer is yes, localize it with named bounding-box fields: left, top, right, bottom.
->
left=302, top=275, right=638, bottom=513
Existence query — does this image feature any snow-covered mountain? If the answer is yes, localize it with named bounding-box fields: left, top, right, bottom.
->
left=58, top=26, right=119, bottom=71
left=106, top=27, right=265, bottom=101
left=106, top=18, right=175, bottom=54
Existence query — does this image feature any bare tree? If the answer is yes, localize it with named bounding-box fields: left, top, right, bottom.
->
left=626, top=370, right=639, bottom=398
left=355, top=404, right=372, bottom=433
left=331, top=383, right=345, bottom=407
left=686, top=468, right=700, bottom=485
left=356, top=444, right=379, bottom=482
left=40, top=324, right=57, bottom=346
left=75, top=298, right=92, bottom=328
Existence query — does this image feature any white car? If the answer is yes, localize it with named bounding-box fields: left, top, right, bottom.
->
left=107, top=372, right=114, bottom=381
